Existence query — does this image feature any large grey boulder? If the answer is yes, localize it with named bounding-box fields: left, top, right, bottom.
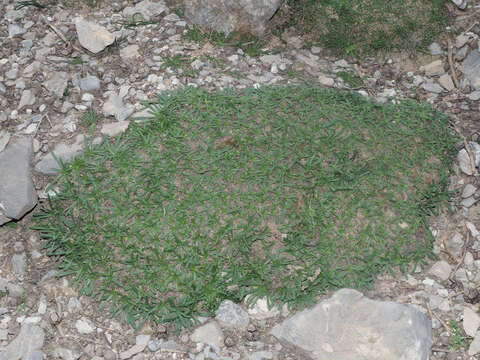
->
left=184, top=0, right=283, bottom=36
left=0, top=137, right=37, bottom=225
left=271, top=289, right=432, bottom=360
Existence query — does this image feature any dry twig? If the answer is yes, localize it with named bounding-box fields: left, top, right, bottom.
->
left=446, top=37, right=460, bottom=89
left=426, top=300, right=452, bottom=335
left=40, top=14, right=85, bottom=54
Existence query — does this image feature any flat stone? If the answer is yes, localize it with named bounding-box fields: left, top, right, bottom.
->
left=79, top=75, right=101, bottom=91
left=259, top=54, right=283, bottom=66
left=103, top=93, right=134, bottom=122
left=11, top=253, right=27, bottom=276
left=462, top=184, right=477, bottom=198
left=463, top=307, right=480, bottom=337
left=428, top=260, right=452, bottom=281
left=467, top=90, right=480, bottom=101
left=0, top=324, right=44, bottom=360
left=44, top=72, right=69, bottom=98
left=271, top=288, right=432, bottom=360
left=422, top=82, right=443, bottom=94
left=461, top=196, right=477, bottom=208
left=101, top=121, right=130, bottom=137
left=318, top=74, right=335, bottom=87
left=215, top=300, right=249, bottom=329
left=7, top=283, right=24, bottom=298
left=136, top=335, right=151, bottom=346
left=438, top=74, right=455, bottom=91
left=6, top=68, right=19, bottom=80
left=456, top=34, right=470, bottom=48
left=0, top=137, right=36, bottom=224
left=469, top=331, right=480, bottom=356
left=463, top=50, right=480, bottom=89
left=468, top=141, right=480, bottom=166
left=34, top=135, right=85, bottom=175
left=191, top=321, right=224, bottom=348
left=120, top=45, right=140, bottom=60
left=75, top=317, right=95, bottom=334
left=428, top=42, right=443, bottom=55
left=18, top=89, right=36, bottom=109
left=74, top=17, right=115, bottom=53
left=424, top=60, right=444, bottom=76
left=458, top=149, right=473, bottom=175
left=246, top=296, right=280, bottom=320
left=120, top=344, right=146, bottom=360
left=455, top=45, right=469, bottom=61
left=8, top=24, right=26, bottom=38
left=123, top=0, right=168, bottom=21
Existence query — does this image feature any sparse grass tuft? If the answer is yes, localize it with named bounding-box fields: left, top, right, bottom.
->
left=161, top=54, right=191, bottom=69
left=81, top=107, right=99, bottom=129
left=274, top=0, right=451, bottom=57
left=33, top=85, right=457, bottom=330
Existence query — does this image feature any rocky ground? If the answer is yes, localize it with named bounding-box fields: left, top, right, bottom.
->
left=1, top=0, right=480, bottom=359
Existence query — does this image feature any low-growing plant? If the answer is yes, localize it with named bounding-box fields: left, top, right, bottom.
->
left=33, top=85, right=458, bottom=331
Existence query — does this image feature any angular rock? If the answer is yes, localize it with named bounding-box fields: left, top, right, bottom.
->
left=79, top=75, right=101, bottom=91
left=74, top=17, right=115, bottom=53
left=451, top=0, right=467, bottom=10
left=44, top=72, right=69, bottom=98
left=11, top=253, right=27, bottom=276
left=463, top=50, right=480, bottom=89
left=428, top=260, right=452, bottom=281
left=190, top=321, right=224, bottom=348
left=424, top=60, right=444, bottom=76
left=103, top=93, right=134, bottom=122
left=469, top=331, right=480, bottom=356
left=422, top=82, right=443, bottom=94
left=468, top=90, right=480, bottom=101
left=464, top=307, right=480, bottom=337
left=461, top=196, right=477, bottom=208
left=8, top=24, right=26, bottom=38
left=215, top=300, right=249, bottom=329
left=184, top=0, right=283, bottom=36
left=438, top=74, right=455, bottom=91
left=0, top=324, right=44, bottom=360
left=123, top=0, right=168, bottom=21
left=318, top=74, right=334, bottom=87
left=75, top=317, right=95, bottom=334
left=246, top=296, right=280, bottom=320
left=34, top=134, right=85, bottom=175
left=462, top=184, right=477, bottom=198
left=458, top=149, right=473, bottom=175
left=0, top=137, right=37, bottom=224
left=428, top=42, right=442, bottom=55
left=18, top=89, right=36, bottom=109
left=120, top=344, right=146, bottom=360
left=271, top=289, right=432, bottom=360
left=120, top=45, right=140, bottom=61
left=469, top=141, right=480, bottom=167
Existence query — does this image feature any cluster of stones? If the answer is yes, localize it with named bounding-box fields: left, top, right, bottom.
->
left=1, top=0, right=480, bottom=359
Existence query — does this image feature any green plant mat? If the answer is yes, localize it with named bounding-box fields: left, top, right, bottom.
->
left=33, top=85, right=457, bottom=330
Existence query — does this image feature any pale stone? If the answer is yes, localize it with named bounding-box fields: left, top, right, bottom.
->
left=463, top=307, right=480, bottom=337
left=438, top=74, right=455, bottom=91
